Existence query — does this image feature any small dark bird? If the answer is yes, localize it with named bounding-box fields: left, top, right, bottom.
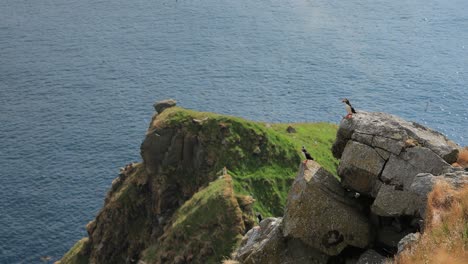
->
left=302, top=146, right=314, bottom=162
left=256, top=213, right=263, bottom=223
left=342, top=98, right=356, bottom=119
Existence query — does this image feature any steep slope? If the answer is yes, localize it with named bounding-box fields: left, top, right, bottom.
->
left=141, top=175, right=252, bottom=263
left=58, top=102, right=338, bottom=264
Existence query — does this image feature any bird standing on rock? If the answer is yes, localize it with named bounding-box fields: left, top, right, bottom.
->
left=342, top=98, right=356, bottom=119
left=302, top=146, right=314, bottom=163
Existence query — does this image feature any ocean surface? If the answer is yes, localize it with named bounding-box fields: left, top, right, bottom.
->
left=0, top=0, right=467, bottom=262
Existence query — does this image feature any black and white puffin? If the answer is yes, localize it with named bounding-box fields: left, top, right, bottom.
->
left=256, top=213, right=263, bottom=223
left=301, top=146, right=314, bottom=162
left=342, top=98, right=356, bottom=119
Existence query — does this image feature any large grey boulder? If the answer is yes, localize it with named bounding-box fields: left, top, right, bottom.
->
left=371, top=185, right=420, bottom=217
left=153, top=99, right=177, bottom=113
left=233, top=217, right=328, bottom=264
left=338, top=141, right=385, bottom=195
left=334, top=112, right=458, bottom=198
left=381, top=147, right=451, bottom=188
left=283, top=161, right=371, bottom=256
left=332, top=111, right=459, bottom=164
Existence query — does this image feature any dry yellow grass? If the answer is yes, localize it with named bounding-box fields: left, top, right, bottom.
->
left=395, top=181, right=468, bottom=264
left=456, top=147, right=468, bottom=168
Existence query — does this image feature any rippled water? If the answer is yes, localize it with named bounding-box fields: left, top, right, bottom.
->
left=1, top=0, right=467, bottom=262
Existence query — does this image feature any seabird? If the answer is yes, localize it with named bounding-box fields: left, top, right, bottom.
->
left=342, top=98, right=356, bottom=119
left=256, top=213, right=263, bottom=223
left=302, top=146, right=314, bottom=162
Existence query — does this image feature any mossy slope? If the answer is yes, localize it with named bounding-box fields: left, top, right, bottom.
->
left=142, top=175, right=253, bottom=263
left=58, top=106, right=338, bottom=264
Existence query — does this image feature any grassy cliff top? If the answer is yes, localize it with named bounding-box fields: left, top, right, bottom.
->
left=155, top=107, right=339, bottom=216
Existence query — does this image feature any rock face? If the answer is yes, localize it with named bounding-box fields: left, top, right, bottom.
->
left=234, top=111, right=463, bottom=264
left=153, top=99, right=176, bottom=113
left=58, top=105, right=303, bottom=264
left=234, top=217, right=329, bottom=264
left=330, top=111, right=463, bottom=256
left=283, top=161, right=371, bottom=256
left=332, top=111, right=459, bottom=164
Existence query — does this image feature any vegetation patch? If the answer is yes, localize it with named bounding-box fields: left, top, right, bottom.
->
left=57, top=238, right=89, bottom=264
left=142, top=175, right=249, bottom=264
left=395, top=181, right=468, bottom=264
left=157, top=107, right=338, bottom=217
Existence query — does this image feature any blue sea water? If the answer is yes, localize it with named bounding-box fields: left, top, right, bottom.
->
left=0, top=0, right=467, bottom=262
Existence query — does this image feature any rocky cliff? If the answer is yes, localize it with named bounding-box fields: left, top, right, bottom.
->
left=57, top=100, right=339, bottom=264
left=233, top=111, right=466, bottom=263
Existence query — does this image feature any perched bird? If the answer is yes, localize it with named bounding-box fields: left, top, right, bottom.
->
left=302, top=146, right=314, bottom=162
left=342, top=98, right=356, bottom=119
left=256, top=213, right=263, bottom=223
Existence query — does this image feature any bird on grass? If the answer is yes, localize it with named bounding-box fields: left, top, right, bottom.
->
left=301, top=146, right=314, bottom=163
left=256, top=213, right=263, bottom=223
left=342, top=98, right=357, bottom=119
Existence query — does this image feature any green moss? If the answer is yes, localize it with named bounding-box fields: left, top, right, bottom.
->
left=142, top=176, right=244, bottom=263
left=156, top=107, right=338, bottom=217
left=270, top=123, right=339, bottom=176
left=58, top=238, right=89, bottom=264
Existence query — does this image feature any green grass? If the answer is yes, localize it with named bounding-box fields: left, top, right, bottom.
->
left=58, top=238, right=89, bottom=264
left=270, top=123, right=339, bottom=176
left=142, top=176, right=245, bottom=263
left=158, top=107, right=338, bottom=217
left=157, top=107, right=338, bottom=217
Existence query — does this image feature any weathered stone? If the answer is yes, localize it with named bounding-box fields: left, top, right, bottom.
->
left=153, top=99, right=177, bottom=113
left=351, top=132, right=373, bottom=146
left=372, top=136, right=404, bottom=155
left=375, top=148, right=391, bottom=160
left=283, top=161, right=371, bottom=256
left=371, top=185, right=421, bottom=217
left=234, top=217, right=328, bottom=264
left=338, top=141, right=385, bottom=194
left=409, top=171, right=468, bottom=218
left=381, top=147, right=451, bottom=189
left=356, top=249, right=387, bottom=264
left=332, top=111, right=459, bottom=163
left=397, top=233, right=421, bottom=254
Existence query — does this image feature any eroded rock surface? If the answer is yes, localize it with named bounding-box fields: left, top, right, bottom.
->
left=283, top=161, right=371, bottom=256
left=233, top=217, right=329, bottom=264
left=332, top=111, right=459, bottom=164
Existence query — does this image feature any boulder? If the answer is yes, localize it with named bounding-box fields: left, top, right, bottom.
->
left=234, top=217, right=328, bottom=264
left=380, top=147, right=451, bottom=188
left=397, top=233, right=421, bottom=254
left=371, top=185, right=420, bottom=217
left=409, top=170, right=468, bottom=217
left=283, top=161, right=371, bottom=256
left=356, top=249, right=387, bottom=264
left=153, top=99, right=177, bottom=113
left=332, top=112, right=459, bottom=164
left=338, top=141, right=385, bottom=195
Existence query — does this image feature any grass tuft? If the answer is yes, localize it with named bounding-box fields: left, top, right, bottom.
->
left=395, top=181, right=468, bottom=264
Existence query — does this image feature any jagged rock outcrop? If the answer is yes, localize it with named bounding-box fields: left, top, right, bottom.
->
left=283, top=161, right=371, bottom=256
left=233, top=111, right=463, bottom=264
left=233, top=217, right=329, bottom=264
left=58, top=103, right=305, bottom=264
left=332, top=111, right=459, bottom=164
left=233, top=161, right=370, bottom=263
